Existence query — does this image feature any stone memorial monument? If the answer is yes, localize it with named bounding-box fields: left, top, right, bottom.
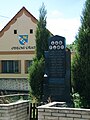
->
left=43, top=35, right=71, bottom=103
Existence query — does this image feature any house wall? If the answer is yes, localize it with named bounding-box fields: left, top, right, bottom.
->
left=0, top=9, right=37, bottom=92
left=0, top=13, right=36, bottom=51
left=0, top=54, right=35, bottom=78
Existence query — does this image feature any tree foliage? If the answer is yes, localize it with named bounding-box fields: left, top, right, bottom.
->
left=28, top=58, right=44, bottom=102
left=72, top=0, right=90, bottom=108
left=28, top=3, right=50, bottom=102
left=35, top=3, right=50, bottom=60
left=66, top=41, right=77, bottom=52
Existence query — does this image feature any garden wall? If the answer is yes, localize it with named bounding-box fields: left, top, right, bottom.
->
left=38, top=102, right=90, bottom=120
left=0, top=100, right=29, bottom=120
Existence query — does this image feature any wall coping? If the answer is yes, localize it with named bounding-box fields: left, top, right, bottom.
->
left=0, top=100, right=30, bottom=107
left=37, top=102, right=90, bottom=112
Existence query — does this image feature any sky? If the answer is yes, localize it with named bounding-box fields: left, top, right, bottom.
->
left=0, top=0, right=86, bottom=44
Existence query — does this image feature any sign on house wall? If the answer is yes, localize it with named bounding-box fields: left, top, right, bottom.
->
left=19, top=35, right=28, bottom=45
left=11, top=34, right=35, bottom=50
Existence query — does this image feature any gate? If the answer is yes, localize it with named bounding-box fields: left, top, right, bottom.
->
left=29, top=103, right=38, bottom=120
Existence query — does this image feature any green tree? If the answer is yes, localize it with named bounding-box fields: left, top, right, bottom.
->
left=28, top=3, right=50, bottom=102
left=28, top=57, right=44, bottom=102
left=35, top=3, right=50, bottom=60
left=72, top=0, right=90, bottom=107
left=66, top=42, right=76, bottom=52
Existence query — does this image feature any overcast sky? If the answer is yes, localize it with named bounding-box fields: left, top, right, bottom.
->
left=0, top=0, right=86, bottom=44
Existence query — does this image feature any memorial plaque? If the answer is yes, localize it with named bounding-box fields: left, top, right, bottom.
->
left=43, top=35, right=71, bottom=103
left=48, top=36, right=66, bottom=78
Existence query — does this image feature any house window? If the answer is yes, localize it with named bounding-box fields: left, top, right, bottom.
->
left=14, top=30, right=17, bottom=34
left=25, top=60, right=32, bottom=73
left=1, top=60, right=21, bottom=73
left=30, top=29, right=33, bottom=34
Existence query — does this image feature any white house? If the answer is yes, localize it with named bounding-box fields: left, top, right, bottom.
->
left=0, top=7, right=37, bottom=93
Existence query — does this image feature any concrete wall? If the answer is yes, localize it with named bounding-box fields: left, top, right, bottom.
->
left=0, top=100, right=29, bottom=120
left=0, top=78, right=29, bottom=91
left=38, top=102, right=90, bottom=120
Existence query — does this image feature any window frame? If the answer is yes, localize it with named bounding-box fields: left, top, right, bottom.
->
left=14, top=29, right=17, bottom=34
left=25, top=60, right=33, bottom=73
left=30, top=29, right=33, bottom=34
left=0, top=60, right=21, bottom=74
